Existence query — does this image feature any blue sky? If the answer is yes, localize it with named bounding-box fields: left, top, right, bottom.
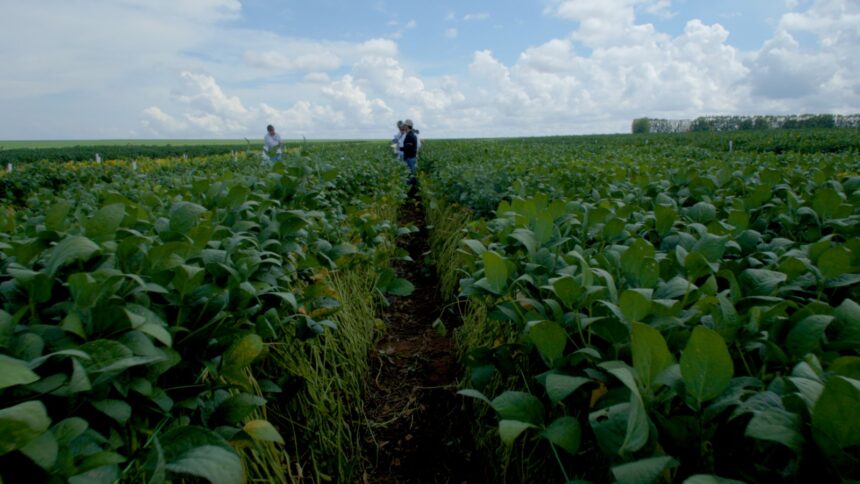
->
left=0, top=0, right=857, bottom=140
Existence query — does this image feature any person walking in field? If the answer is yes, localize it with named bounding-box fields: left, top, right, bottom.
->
left=401, top=119, right=419, bottom=184
left=263, top=124, right=283, bottom=162
left=392, top=120, right=406, bottom=160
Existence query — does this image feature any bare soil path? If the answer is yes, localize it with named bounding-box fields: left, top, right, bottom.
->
left=360, top=193, right=479, bottom=484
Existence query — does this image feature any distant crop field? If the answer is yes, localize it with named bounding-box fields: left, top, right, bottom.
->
left=0, top=139, right=249, bottom=149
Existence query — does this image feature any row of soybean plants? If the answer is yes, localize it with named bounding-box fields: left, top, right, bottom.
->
left=0, top=147, right=413, bottom=483
left=420, top=133, right=860, bottom=483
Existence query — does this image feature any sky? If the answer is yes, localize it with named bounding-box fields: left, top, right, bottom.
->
left=0, top=0, right=858, bottom=140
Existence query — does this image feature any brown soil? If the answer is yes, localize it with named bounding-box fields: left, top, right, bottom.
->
left=360, top=192, right=479, bottom=483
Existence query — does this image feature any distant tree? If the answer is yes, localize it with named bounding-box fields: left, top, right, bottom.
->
left=632, top=118, right=651, bottom=134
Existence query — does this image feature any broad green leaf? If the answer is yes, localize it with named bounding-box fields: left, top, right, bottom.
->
left=46, top=200, right=74, bottom=232
left=599, top=361, right=650, bottom=455
left=786, top=315, right=833, bottom=358
left=223, top=334, right=264, bottom=371
left=745, top=408, right=803, bottom=452
left=84, top=203, right=126, bottom=240
left=527, top=320, right=567, bottom=367
left=0, top=355, right=40, bottom=389
left=483, top=251, right=508, bottom=293
left=693, top=234, right=728, bottom=263
left=620, top=289, right=652, bottom=322
left=510, top=228, right=538, bottom=255
left=551, top=276, right=582, bottom=308
left=491, top=391, right=544, bottom=425
left=611, top=455, right=678, bottom=484
left=0, top=401, right=51, bottom=455
left=688, top=202, right=716, bottom=224
left=214, top=393, right=267, bottom=425
left=739, top=269, right=786, bottom=296
left=544, top=374, right=590, bottom=404
left=461, top=239, right=486, bottom=255
left=457, top=388, right=490, bottom=404
left=681, top=327, right=734, bottom=406
left=169, top=202, right=207, bottom=234
left=20, top=429, right=58, bottom=470
left=46, top=235, right=101, bottom=276
left=621, top=239, right=655, bottom=283
left=631, top=323, right=674, bottom=395
left=829, top=356, right=860, bottom=380
left=498, top=420, right=535, bottom=445
left=160, top=426, right=242, bottom=484
left=540, top=416, right=581, bottom=455
left=654, top=204, right=677, bottom=236
left=387, top=277, right=415, bottom=296
left=243, top=420, right=284, bottom=444
left=812, top=376, right=860, bottom=460
left=818, top=247, right=853, bottom=279
left=813, top=187, right=842, bottom=220
left=91, top=399, right=132, bottom=424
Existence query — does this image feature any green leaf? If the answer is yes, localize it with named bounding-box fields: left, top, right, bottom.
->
left=498, top=420, right=535, bottom=445
left=0, top=401, right=51, bottom=455
left=693, top=234, right=728, bottom=263
left=683, top=475, right=745, bottom=484
left=457, top=388, right=490, bottom=404
left=786, top=315, right=833, bottom=358
left=510, top=228, right=538, bottom=255
left=483, top=251, right=509, bottom=293
left=45, top=200, right=74, bottom=232
left=739, top=269, right=786, bottom=296
left=544, top=374, right=590, bottom=404
left=491, top=391, right=544, bottom=425
left=243, top=420, right=284, bottom=444
left=169, top=202, right=207, bottom=234
left=812, top=376, right=860, bottom=460
left=745, top=408, right=803, bottom=452
left=387, top=277, right=415, bottom=296
left=223, top=334, right=264, bottom=371
left=818, top=247, right=853, bottom=279
left=461, top=239, right=486, bottom=255
left=620, top=289, right=652, bottom=322
left=654, top=204, right=677, bottom=236
left=46, top=235, right=101, bottom=276
left=688, top=202, right=717, bottom=224
left=0, top=354, right=40, bottom=389
left=621, top=239, right=655, bottom=283
left=540, top=416, right=581, bottom=455
left=160, top=426, right=242, bottom=484
left=631, top=323, right=674, bottom=395
left=812, top=187, right=842, bottom=220
left=599, top=362, right=650, bottom=455
left=611, top=456, right=678, bottom=484
left=550, top=276, right=583, bottom=308
left=680, top=327, right=734, bottom=406
left=527, top=320, right=567, bottom=367
left=20, top=429, right=58, bottom=470
left=91, top=399, right=132, bottom=424
left=214, top=393, right=267, bottom=425
left=84, top=203, right=126, bottom=240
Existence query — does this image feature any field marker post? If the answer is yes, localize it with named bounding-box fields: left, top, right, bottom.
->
left=6, top=163, right=11, bottom=173
left=729, top=140, right=733, bottom=152
left=183, top=153, right=188, bottom=161
left=132, top=160, right=138, bottom=171
left=95, top=153, right=101, bottom=163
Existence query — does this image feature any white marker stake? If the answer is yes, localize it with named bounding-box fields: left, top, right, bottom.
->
left=183, top=153, right=188, bottom=161
left=6, top=163, right=11, bottom=173
left=95, top=153, right=101, bottom=163
left=729, top=140, right=733, bottom=152
left=132, top=160, right=138, bottom=171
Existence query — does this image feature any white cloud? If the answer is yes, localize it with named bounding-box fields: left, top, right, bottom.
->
left=444, top=28, right=459, bottom=39
left=463, top=13, right=490, bottom=21
left=141, top=106, right=187, bottom=132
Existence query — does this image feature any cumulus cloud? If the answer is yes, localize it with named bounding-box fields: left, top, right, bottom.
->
left=445, top=28, right=458, bottom=39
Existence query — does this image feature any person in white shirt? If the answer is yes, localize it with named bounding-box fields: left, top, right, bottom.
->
left=263, top=124, right=282, bottom=161
left=392, top=120, right=406, bottom=160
